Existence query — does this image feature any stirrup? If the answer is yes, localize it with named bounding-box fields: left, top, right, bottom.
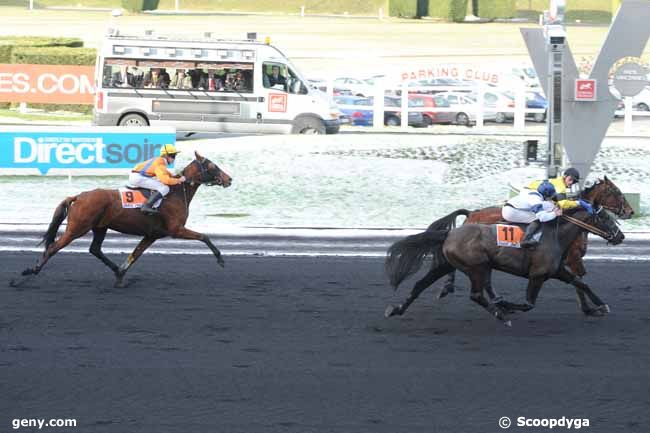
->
left=141, top=206, right=159, bottom=215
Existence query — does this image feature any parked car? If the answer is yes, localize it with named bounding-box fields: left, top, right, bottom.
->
left=436, top=91, right=497, bottom=125
left=307, top=78, right=352, bottom=96
left=483, top=90, right=516, bottom=123
left=408, top=93, right=456, bottom=126
left=333, top=77, right=374, bottom=97
left=334, top=95, right=425, bottom=127
left=525, top=91, right=547, bottom=122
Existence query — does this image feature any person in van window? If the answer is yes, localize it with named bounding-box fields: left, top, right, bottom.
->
left=171, top=69, right=193, bottom=89
left=144, top=68, right=168, bottom=88
left=225, top=72, right=244, bottom=92
left=129, top=66, right=144, bottom=88
left=110, top=65, right=134, bottom=87
left=266, top=65, right=286, bottom=89
left=199, top=69, right=223, bottom=91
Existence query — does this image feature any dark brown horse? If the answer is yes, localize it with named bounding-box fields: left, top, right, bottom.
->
left=13, top=151, right=232, bottom=288
left=441, top=177, right=633, bottom=315
left=384, top=207, right=624, bottom=325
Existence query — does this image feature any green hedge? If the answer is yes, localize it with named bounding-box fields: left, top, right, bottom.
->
left=0, top=37, right=84, bottom=109
left=476, top=0, right=516, bottom=18
left=121, top=0, right=160, bottom=12
left=389, top=0, right=419, bottom=17
left=10, top=46, right=96, bottom=114
left=427, top=0, right=468, bottom=21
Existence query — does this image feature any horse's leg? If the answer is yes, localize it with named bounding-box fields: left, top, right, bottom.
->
left=565, top=234, right=587, bottom=277
left=385, top=263, right=454, bottom=318
left=114, top=237, right=157, bottom=288
left=89, top=227, right=119, bottom=274
left=22, top=227, right=88, bottom=276
left=555, top=266, right=609, bottom=316
left=467, top=267, right=511, bottom=325
left=168, top=227, right=224, bottom=267
left=438, top=270, right=456, bottom=299
left=522, top=276, right=546, bottom=311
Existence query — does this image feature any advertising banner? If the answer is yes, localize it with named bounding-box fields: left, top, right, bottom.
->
left=0, top=64, right=95, bottom=104
left=0, top=126, right=176, bottom=176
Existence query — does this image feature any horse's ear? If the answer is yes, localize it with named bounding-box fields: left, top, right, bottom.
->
left=194, top=150, right=204, bottom=161
left=604, top=175, right=609, bottom=182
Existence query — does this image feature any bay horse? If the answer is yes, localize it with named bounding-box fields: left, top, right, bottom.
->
left=384, top=207, right=624, bottom=326
left=12, top=151, right=232, bottom=288
left=441, top=176, right=633, bottom=315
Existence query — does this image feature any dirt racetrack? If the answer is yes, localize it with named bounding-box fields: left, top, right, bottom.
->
left=2, top=251, right=650, bottom=433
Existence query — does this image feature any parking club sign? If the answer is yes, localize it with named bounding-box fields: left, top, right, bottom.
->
left=575, top=79, right=597, bottom=101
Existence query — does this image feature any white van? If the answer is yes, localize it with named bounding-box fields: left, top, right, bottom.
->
left=93, top=31, right=340, bottom=134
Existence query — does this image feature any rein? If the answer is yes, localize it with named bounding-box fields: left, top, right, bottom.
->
left=560, top=214, right=611, bottom=240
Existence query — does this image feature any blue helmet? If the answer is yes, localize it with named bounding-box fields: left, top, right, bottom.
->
left=537, top=181, right=556, bottom=199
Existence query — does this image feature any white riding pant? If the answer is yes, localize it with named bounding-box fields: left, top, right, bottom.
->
left=502, top=206, right=536, bottom=224
left=128, top=173, right=170, bottom=196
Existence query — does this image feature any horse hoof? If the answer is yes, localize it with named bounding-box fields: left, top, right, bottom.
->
left=21, top=269, right=33, bottom=276
left=114, top=280, right=125, bottom=288
left=602, top=304, right=611, bottom=314
left=218, top=259, right=225, bottom=268
left=504, top=320, right=512, bottom=328
left=437, top=289, right=449, bottom=299
left=384, top=305, right=400, bottom=318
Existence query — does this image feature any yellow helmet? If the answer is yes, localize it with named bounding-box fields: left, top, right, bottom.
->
left=160, top=144, right=179, bottom=157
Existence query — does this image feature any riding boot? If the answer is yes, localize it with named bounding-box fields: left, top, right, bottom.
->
left=520, top=220, right=541, bottom=248
left=141, top=192, right=164, bottom=215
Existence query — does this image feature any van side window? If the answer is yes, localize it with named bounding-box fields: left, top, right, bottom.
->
left=263, top=62, right=288, bottom=91
left=101, top=58, right=254, bottom=93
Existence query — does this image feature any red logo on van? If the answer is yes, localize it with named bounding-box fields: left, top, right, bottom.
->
left=575, top=79, right=597, bottom=101
left=268, top=93, right=287, bottom=112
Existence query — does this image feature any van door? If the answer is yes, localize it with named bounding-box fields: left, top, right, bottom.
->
left=258, top=62, right=293, bottom=133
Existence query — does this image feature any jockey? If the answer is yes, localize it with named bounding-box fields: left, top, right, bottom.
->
left=502, top=180, right=562, bottom=248
left=129, top=144, right=186, bottom=214
left=527, top=167, right=594, bottom=214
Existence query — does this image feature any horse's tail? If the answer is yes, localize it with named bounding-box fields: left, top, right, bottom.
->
left=39, top=195, right=77, bottom=249
left=426, top=208, right=471, bottom=232
left=385, top=209, right=468, bottom=289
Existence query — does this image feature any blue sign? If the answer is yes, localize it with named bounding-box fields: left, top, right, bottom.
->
left=0, top=126, right=176, bottom=175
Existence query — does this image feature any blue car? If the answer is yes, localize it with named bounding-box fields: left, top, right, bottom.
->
left=334, top=95, right=425, bottom=127
left=525, top=91, right=547, bottom=122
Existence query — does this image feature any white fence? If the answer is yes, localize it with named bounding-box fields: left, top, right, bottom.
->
left=320, top=78, right=650, bottom=134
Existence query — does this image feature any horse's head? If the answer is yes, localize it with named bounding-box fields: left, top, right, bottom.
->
left=183, top=151, right=232, bottom=188
left=582, top=176, right=633, bottom=219
left=577, top=206, right=625, bottom=245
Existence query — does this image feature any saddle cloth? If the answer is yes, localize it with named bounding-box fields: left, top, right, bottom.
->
left=491, top=223, right=541, bottom=248
left=119, top=187, right=161, bottom=209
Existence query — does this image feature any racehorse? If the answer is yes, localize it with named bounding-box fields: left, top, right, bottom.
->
left=384, top=206, right=624, bottom=325
left=441, top=176, right=633, bottom=315
left=12, top=151, right=232, bottom=288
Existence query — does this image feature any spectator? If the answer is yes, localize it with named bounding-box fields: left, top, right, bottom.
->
left=143, top=68, right=170, bottom=88
left=110, top=65, right=134, bottom=87
left=199, top=69, right=223, bottom=91
left=170, top=69, right=193, bottom=89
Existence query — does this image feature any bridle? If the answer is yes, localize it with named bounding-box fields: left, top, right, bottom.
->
left=585, top=181, right=626, bottom=217
left=561, top=208, right=622, bottom=243
left=182, top=158, right=223, bottom=186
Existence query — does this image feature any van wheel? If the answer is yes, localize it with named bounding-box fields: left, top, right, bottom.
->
left=292, top=117, right=326, bottom=134
left=455, top=112, right=470, bottom=126
left=119, top=113, right=149, bottom=127
left=638, top=103, right=649, bottom=111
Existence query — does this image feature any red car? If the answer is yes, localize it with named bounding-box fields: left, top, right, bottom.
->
left=408, top=93, right=456, bottom=126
